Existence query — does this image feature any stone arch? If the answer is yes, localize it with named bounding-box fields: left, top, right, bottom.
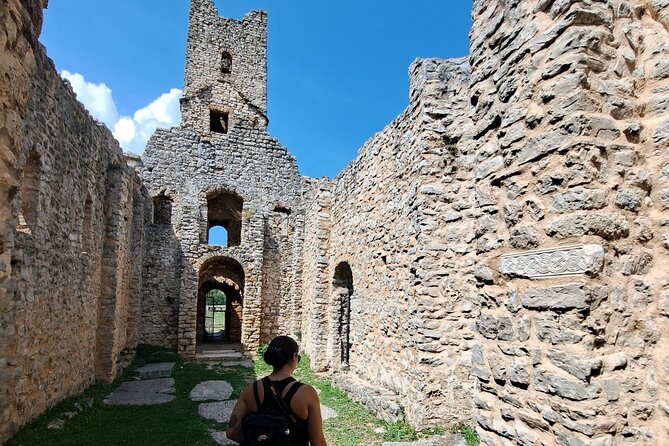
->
left=333, top=261, right=353, bottom=367
left=17, top=149, right=42, bottom=234
left=196, top=256, right=244, bottom=345
left=206, top=190, right=243, bottom=247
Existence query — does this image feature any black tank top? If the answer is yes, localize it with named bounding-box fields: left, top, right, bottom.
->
left=253, top=377, right=309, bottom=446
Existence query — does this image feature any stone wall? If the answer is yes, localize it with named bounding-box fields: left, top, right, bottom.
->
left=4, top=0, right=669, bottom=443
left=0, top=1, right=147, bottom=441
left=140, top=125, right=305, bottom=356
left=466, top=0, right=669, bottom=444
left=301, top=0, right=669, bottom=442
left=0, top=0, right=47, bottom=440
left=301, top=57, right=477, bottom=427
left=182, top=0, right=268, bottom=135
left=139, top=0, right=304, bottom=358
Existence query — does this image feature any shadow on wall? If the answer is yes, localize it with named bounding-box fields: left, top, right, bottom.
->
left=333, top=262, right=353, bottom=368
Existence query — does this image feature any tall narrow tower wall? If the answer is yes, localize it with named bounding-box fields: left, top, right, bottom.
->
left=140, top=0, right=305, bottom=358
left=182, top=0, right=268, bottom=133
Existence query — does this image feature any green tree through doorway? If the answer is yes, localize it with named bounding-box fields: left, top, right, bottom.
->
left=205, top=289, right=226, bottom=340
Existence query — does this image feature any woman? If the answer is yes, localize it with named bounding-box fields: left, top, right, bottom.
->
left=226, top=336, right=327, bottom=446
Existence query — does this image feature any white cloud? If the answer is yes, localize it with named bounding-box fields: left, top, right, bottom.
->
left=60, top=70, right=182, bottom=154
left=61, top=70, right=119, bottom=128
left=120, top=88, right=182, bottom=154
left=113, top=117, right=136, bottom=145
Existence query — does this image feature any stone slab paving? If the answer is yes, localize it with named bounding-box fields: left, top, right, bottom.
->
left=118, top=378, right=175, bottom=394
left=133, top=362, right=175, bottom=380
left=104, top=378, right=176, bottom=406
left=198, top=400, right=237, bottom=423
left=190, top=380, right=233, bottom=401
left=217, top=360, right=254, bottom=368
left=103, top=390, right=175, bottom=406
left=321, top=405, right=337, bottom=421
left=210, top=430, right=238, bottom=445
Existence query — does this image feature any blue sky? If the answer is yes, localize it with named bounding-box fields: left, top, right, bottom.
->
left=41, top=0, right=473, bottom=178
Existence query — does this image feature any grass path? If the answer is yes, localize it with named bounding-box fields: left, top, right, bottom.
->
left=7, top=346, right=477, bottom=446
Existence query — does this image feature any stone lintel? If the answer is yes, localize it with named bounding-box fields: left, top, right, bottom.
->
left=499, top=244, right=604, bottom=279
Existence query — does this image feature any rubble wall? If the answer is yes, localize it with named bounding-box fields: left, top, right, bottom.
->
left=0, top=1, right=146, bottom=440
left=302, top=0, right=669, bottom=442
left=301, top=58, right=477, bottom=427
left=465, top=0, right=669, bottom=444
left=0, top=0, right=47, bottom=440
left=140, top=126, right=304, bottom=356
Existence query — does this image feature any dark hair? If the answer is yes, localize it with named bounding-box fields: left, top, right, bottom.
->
left=263, top=336, right=299, bottom=368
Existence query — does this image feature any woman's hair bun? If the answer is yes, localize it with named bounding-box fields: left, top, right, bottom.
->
left=263, top=336, right=299, bottom=368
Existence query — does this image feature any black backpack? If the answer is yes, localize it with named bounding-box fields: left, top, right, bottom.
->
left=241, top=378, right=297, bottom=446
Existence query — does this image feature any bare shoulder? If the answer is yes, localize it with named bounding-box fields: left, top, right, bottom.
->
left=240, top=381, right=257, bottom=404
left=297, top=383, right=320, bottom=400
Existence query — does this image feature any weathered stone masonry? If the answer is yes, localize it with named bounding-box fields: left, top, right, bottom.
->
left=301, top=57, right=477, bottom=429
left=3, top=0, right=669, bottom=444
left=301, top=0, right=669, bottom=444
left=466, top=1, right=669, bottom=444
left=0, top=0, right=148, bottom=441
left=138, top=0, right=305, bottom=358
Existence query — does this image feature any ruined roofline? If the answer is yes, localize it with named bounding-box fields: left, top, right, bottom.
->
left=312, top=55, right=471, bottom=184
left=190, top=0, right=266, bottom=24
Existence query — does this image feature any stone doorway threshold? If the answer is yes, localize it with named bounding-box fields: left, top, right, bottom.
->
left=195, top=342, right=244, bottom=361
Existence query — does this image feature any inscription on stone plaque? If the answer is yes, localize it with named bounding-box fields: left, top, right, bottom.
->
left=499, top=245, right=604, bottom=279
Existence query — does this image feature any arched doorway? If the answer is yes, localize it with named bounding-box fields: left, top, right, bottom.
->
left=334, top=262, right=353, bottom=366
left=197, top=257, right=244, bottom=347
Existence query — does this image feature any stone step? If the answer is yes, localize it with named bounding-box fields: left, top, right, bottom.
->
left=200, top=349, right=239, bottom=354
left=133, top=362, right=175, bottom=380
left=217, top=360, right=254, bottom=368
left=196, top=351, right=243, bottom=360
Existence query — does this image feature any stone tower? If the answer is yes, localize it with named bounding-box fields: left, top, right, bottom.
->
left=181, top=0, right=268, bottom=134
left=138, top=0, right=306, bottom=358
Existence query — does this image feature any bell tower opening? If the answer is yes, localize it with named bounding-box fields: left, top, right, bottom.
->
left=210, top=111, right=229, bottom=134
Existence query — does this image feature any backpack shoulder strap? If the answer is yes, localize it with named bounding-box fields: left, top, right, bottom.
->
left=284, top=381, right=304, bottom=404
left=264, top=377, right=298, bottom=424
left=252, top=379, right=262, bottom=409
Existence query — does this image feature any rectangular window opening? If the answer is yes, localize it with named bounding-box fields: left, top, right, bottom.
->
left=210, top=111, right=229, bottom=134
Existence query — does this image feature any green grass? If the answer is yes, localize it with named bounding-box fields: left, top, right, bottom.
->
left=8, top=345, right=477, bottom=446
left=254, top=353, right=428, bottom=446
left=453, top=423, right=480, bottom=446
left=7, top=346, right=255, bottom=446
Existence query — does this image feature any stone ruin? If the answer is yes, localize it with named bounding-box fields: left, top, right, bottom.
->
left=1, top=0, right=668, bottom=444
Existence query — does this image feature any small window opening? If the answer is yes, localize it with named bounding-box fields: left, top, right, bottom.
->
left=208, top=225, right=228, bottom=247
left=207, top=192, right=243, bottom=247
left=221, top=52, right=232, bottom=74
left=153, top=193, right=173, bottom=225
left=17, top=150, right=41, bottom=234
left=82, top=195, right=93, bottom=252
left=273, top=206, right=291, bottom=215
left=210, top=111, right=229, bottom=134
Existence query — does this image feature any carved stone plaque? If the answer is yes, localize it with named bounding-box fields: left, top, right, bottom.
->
left=499, top=245, right=604, bottom=279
